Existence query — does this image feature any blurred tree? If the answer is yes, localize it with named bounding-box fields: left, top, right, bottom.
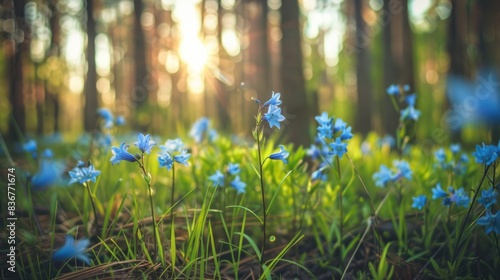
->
left=447, top=0, right=471, bottom=78
left=353, top=0, right=373, bottom=134
left=382, top=0, right=414, bottom=136
left=215, top=0, right=231, bottom=130
left=132, top=0, right=149, bottom=111
left=84, top=0, right=98, bottom=131
left=245, top=0, right=271, bottom=102
left=280, top=0, right=310, bottom=146
left=7, top=0, right=27, bottom=140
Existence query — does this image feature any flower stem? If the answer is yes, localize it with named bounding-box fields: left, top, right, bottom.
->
left=254, top=108, right=267, bottom=276
left=85, top=182, right=100, bottom=234
left=453, top=164, right=491, bottom=262
left=138, top=159, right=159, bottom=262
left=172, top=163, right=176, bottom=210
left=336, top=155, right=343, bottom=268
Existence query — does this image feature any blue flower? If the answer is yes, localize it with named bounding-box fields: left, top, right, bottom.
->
left=263, top=105, right=286, bottom=129
left=339, top=126, right=353, bottom=141
left=189, top=117, right=210, bottom=143
left=478, top=187, right=498, bottom=208
left=68, top=164, right=101, bottom=185
left=392, top=160, right=412, bottom=181
left=477, top=209, right=500, bottom=234
left=110, top=143, right=138, bottom=165
left=269, top=145, right=289, bottom=164
left=434, top=148, right=446, bottom=164
left=315, top=112, right=332, bottom=127
left=311, top=165, right=328, bottom=182
left=400, top=106, right=421, bottom=121
left=431, top=183, right=448, bottom=200
left=134, top=133, right=156, bottom=155
left=52, top=235, right=91, bottom=265
left=115, top=115, right=126, bottom=126
left=473, top=143, right=498, bottom=166
left=227, top=163, right=241, bottom=175
left=450, top=187, right=470, bottom=207
left=97, top=108, right=114, bottom=129
left=158, top=152, right=174, bottom=170
left=406, top=94, right=417, bottom=107
left=21, top=139, right=38, bottom=158
left=386, top=84, right=400, bottom=95
left=230, top=176, right=246, bottom=194
left=329, top=138, right=347, bottom=158
left=41, top=149, right=54, bottom=159
left=317, top=124, right=333, bottom=139
left=208, top=170, right=225, bottom=186
left=450, top=143, right=461, bottom=155
left=173, top=150, right=191, bottom=166
left=333, top=118, right=347, bottom=133
left=411, top=195, right=427, bottom=210
left=373, top=165, right=393, bottom=188
left=208, top=129, right=218, bottom=142
left=31, top=157, right=64, bottom=191
left=378, top=135, right=395, bottom=148
left=162, top=138, right=184, bottom=153
left=263, top=91, right=282, bottom=107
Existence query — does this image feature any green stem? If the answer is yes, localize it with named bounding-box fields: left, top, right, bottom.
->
left=256, top=124, right=267, bottom=276
left=172, top=163, right=176, bottom=210
left=336, top=155, right=343, bottom=268
left=453, top=164, right=491, bottom=262
left=138, top=158, right=159, bottom=262
left=85, top=182, right=100, bottom=234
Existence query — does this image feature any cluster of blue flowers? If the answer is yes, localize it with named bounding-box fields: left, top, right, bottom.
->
left=308, top=112, right=353, bottom=181
left=97, top=108, right=125, bottom=129
left=433, top=144, right=469, bottom=175
left=431, top=183, right=470, bottom=208
left=372, top=160, right=412, bottom=188
left=386, top=84, right=421, bottom=122
left=158, top=138, right=191, bottom=170
left=256, top=91, right=286, bottom=129
left=208, top=163, right=246, bottom=194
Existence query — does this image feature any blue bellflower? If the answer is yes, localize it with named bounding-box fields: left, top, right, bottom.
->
left=339, top=126, right=353, bottom=141
left=263, top=91, right=282, bottom=107
left=263, top=105, right=286, bottom=129
left=473, top=143, right=498, bottom=166
left=52, top=235, right=91, bottom=265
left=115, top=115, right=126, bottom=126
left=158, top=152, right=174, bottom=170
left=269, top=145, right=289, bottom=164
left=68, top=164, right=101, bottom=185
left=227, top=163, right=241, bottom=175
left=450, top=143, right=461, bottom=154
left=411, top=195, right=427, bottom=210
left=477, top=209, right=500, bottom=234
left=386, top=84, right=400, bottom=95
left=329, top=138, right=347, bottom=158
left=134, top=133, right=156, bottom=154
left=208, top=170, right=225, bottom=186
left=173, top=150, right=191, bottom=166
left=431, top=183, right=448, bottom=200
left=392, top=160, right=412, bottom=181
left=189, top=117, right=210, bottom=143
left=110, top=143, right=138, bottom=165
left=162, top=138, right=184, bottom=153
left=230, top=176, right=246, bottom=194
left=478, top=187, right=498, bottom=208
left=31, top=158, right=63, bottom=191
left=373, top=165, right=393, bottom=188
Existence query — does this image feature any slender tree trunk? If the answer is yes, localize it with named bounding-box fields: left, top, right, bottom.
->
left=84, top=0, right=98, bottom=131
left=132, top=0, right=149, bottom=111
left=447, top=0, right=471, bottom=78
left=353, top=0, right=373, bottom=134
left=381, top=0, right=414, bottom=135
left=280, top=0, right=310, bottom=146
left=7, top=0, right=27, bottom=140
left=216, top=0, right=231, bottom=130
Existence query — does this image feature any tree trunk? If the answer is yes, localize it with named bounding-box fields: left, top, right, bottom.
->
left=280, top=0, right=310, bottom=146
left=132, top=0, right=149, bottom=111
left=353, top=0, right=373, bottom=134
left=8, top=0, right=27, bottom=141
left=381, top=0, right=414, bottom=135
left=216, top=0, right=231, bottom=130
left=84, top=0, right=99, bottom=131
